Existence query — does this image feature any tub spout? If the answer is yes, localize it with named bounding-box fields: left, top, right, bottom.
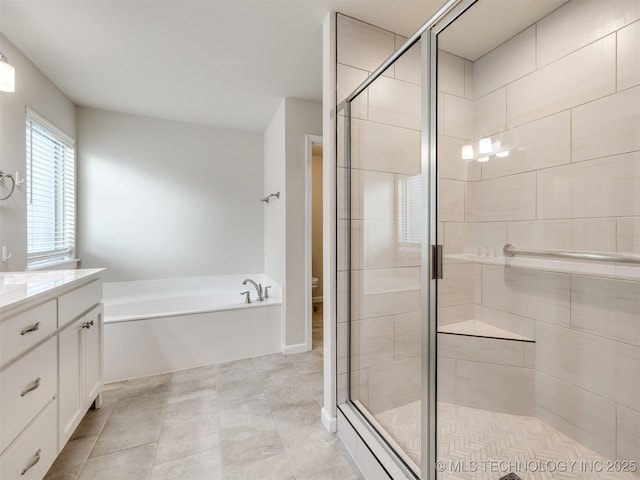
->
left=242, top=279, right=263, bottom=301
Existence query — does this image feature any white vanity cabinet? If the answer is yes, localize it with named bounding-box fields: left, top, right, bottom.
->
left=0, top=269, right=104, bottom=480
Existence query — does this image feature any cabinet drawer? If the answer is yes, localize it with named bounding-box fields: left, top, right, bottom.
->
left=0, top=300, right=56, bottom=369
left=58, top=279, right=102, bottom=328
left=0, top=337, right=57, bottom=453
left=0, top=399, right=57, bottom=480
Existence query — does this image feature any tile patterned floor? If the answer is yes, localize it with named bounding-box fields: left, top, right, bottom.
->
left=45, top=305, right=364, bottom=480
left=376, top=400, right=640, bottom=480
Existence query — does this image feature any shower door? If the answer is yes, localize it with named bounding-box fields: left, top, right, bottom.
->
left=435, top=0, right=640, bottom=479
left=340, top=31, right=426, bottom=476
left=338, top=2, right=473, bottom=477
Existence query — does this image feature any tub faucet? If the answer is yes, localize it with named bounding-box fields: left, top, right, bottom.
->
left=242, top=279, right=263, bottom=301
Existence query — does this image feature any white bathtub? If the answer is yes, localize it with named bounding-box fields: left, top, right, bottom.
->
left=102, top=274, right=282, bottom=382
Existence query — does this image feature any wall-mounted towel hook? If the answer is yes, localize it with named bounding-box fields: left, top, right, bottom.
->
left=261, top=192, right=280, bottom=204
left=15, top=171, right=24, bottom=186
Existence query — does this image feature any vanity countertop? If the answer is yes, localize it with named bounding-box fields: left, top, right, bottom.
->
left=0, top=269, right=105, bottom=315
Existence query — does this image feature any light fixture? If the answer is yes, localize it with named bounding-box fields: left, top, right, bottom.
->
left=0, top=51, right=15, bottom=92
left=496, top=150, right=510, bottom=158
left=478, top=137, right=492, bottom=155
left=461, top=144, right=474, bottom=160
left=477, top=156, right=489, bottom=162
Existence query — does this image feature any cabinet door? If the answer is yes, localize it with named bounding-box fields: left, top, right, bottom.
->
left=83, top=305, right=103, bottom=407
left=57, top=318, right=83, bottom=448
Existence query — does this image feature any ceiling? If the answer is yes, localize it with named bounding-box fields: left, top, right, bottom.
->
left=0, top=0, right=566, bottom=133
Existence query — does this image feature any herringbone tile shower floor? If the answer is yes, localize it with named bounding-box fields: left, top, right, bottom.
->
left=376, top=400, right=639, bottom=480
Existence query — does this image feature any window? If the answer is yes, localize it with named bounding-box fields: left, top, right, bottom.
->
left=397, top=174, right=422, bottom=249
left=25, top=109, right=76, bottom=267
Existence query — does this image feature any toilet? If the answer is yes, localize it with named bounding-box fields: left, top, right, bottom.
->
left=311, top=277, right=319, bottom=312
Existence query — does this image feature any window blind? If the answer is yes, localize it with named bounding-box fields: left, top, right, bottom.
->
left=25, top=111, right=75, bottom=266
left=397, top=174, right=422, bottom=247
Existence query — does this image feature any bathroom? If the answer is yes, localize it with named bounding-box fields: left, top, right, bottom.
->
left=0, top=0, right=639, bottom=478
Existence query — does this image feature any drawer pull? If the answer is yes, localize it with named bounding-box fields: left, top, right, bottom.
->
left=82, top=320, right=94, bottom=329
left=20, top=322, right=40, bottom=336
left=20, top=377, right=41, bottom=397
left=21, top=448, right=41, bottom=475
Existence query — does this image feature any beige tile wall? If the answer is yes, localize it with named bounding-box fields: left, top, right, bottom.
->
left=439, top=334, right=527, bottom=367
left=506, top=35, right=616, bottom=128
left=336, top=15, right=396, bottom=74
left=571, top=85, right=640, bottom=162
left=618, top=217, right=640, bottom=254
left=367, top=357, right=420, bottom=414
left=617, top=405, right=640, bottom=465
left=535, top=371, right=617, bottom=459
left=456, top=359, right=534, bottom=416
left=537, top=151, right=640, bottom=219
left=473, top=26, right=536, bottom=99
left=618, top=19, right=640, bottom=91
left=480, top=111, right=571, bottom=180
left=465, top=172, right=536, bottom=222
left=481, top=265, right=571, bottom=327
left=535, top=1, right=640, bottom=68
left=473, top=87, right=506, bottom=139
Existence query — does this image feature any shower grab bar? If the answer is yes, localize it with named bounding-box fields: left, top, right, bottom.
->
left=503, top=244, right=640, bottom=265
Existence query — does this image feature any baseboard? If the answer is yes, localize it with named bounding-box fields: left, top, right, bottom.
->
left=312, top=296, right=323, bottom=303
left=321, top=406, right=337, bottom=433
left=282, top=342, right=309, bottom=355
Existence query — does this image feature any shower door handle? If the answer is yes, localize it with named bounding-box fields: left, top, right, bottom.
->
left=431, top=245, right=443, bottom=280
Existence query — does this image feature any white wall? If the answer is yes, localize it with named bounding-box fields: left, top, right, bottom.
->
left=264, top=101, right=286, bottom=289
left=0, top=33, right=76, bottom=271
left=264, top=97, right=322, bottom=350
left=76, top=107, right=264, bottom=282
left=284, top=99, right=322, bottom=347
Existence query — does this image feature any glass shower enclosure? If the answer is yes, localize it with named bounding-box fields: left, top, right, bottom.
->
left=337, top=0, right=640, bottom=478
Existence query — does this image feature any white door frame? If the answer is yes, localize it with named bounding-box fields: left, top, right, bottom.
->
left=305, top=134, right=323, bottom=352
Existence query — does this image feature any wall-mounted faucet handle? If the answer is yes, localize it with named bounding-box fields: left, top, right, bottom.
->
left=240, top=291, right=251, bottom=304
left=264, top=286, right=272, bottom=298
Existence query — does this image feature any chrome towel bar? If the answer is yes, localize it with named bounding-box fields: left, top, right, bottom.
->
left=503, top=244, right=640, bottom=265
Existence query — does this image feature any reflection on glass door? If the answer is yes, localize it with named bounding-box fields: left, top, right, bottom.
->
left=436, top=1, right=640, bottom=479
left=339, top=17, right=425, bottom=474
